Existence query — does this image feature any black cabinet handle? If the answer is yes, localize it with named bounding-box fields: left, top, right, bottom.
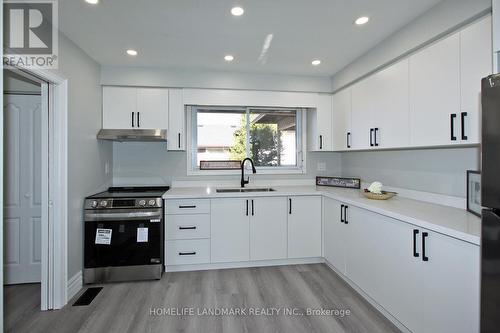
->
left=179, top=205, right=196, bottom=209
left=370, top=128, right=374, bottom=146
left=422, top=232, right=429, bottom=261
left=340, top=204, right=345, bottom=223
left=344, top=205, right=348, bottom=224
left=413, top=229, right=420, bottom=257
left=347, top=132, right=351, bottom=148
left=374, top=128, right=379, bottom=146
left=179, top=252, right=196, bottom=256
left=450, top=114, right=457, bottom=141
left=178, top=133, right=181, bottom=148
left=289, top=198, right=292, bottom=215
left=461, top=112, right=468, bottom=140
left=132, top=112, right=135, bottom=127
left=319, top=135, right=323, bottom=150
left=179, top=226, right=196, bottom=230
left=251, top=200, right=254, bottom=216
left=246, top=200, right=249, bottom=216
left=137, top=112, right=140, bottom=128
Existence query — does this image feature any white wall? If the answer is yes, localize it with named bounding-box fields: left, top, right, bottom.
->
left=101, top=66, right=332, bottom=93
left=331, top=0, right=491, bottom=91
left=49, top=34, right=113, bottom=279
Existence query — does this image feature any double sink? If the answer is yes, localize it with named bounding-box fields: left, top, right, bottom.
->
left=216, top=187, right=276, bottom=193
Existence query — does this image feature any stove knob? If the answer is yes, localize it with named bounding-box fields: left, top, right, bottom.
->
left=99, top=200, right=108, bottom=208
left=148, top=199, right=156, bottom=206
left=138, top=200, right=146, bottom=207
left=90, top=200, right=98, bottom=208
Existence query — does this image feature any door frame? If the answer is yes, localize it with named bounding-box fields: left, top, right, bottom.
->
left=4, top=67, right=68, bottom=311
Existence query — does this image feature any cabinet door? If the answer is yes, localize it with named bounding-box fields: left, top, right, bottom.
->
left=102, top=86, right=137, bottom=129
left=287, top=196, right=321, bottom=258
left=168, top=89, right=185, bottom=151
left=323, top=198, right=346, bottom=274
left=250, top=197, right=287, bottom=260
left=332, top=88, right=352, bottom=151
left=351, top=78, right=375, bottom=150
left=419, top=230, right=480, bottom=333
left=211, top=198, right=249, bottom=263
left=308, top=95, right=332, bottom=151
left=136, top=88, right=168, bottom=129
left=460, top=16, right=493, bottom=144
left=409, top=33, right=461, bottom=147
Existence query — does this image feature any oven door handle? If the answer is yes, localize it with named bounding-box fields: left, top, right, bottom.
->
left=85, top=211, right=163, bottom=221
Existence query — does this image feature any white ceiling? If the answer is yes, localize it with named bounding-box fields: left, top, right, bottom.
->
left=59, top=0, right=443, bottom=77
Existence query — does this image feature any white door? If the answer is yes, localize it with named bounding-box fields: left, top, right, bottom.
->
left=250, top=197, right=287, bottom=260
left=460, top=15, right=493, bottom=144
left=331, top=88, right=352, bottom=151
left=102, top=86, right=137, bottom=129
left=211, top=198, right=249, bottom=263
left=419, top=229, right=480, bottom=333
left=136, top=88, right=168, bottom=129
left=323, top=198, right=346, bottom=274
left=409, top=33, right=461, bottom=147
left=4, top=94, right=42, bottom=284
left=168, top=89, right=185, bottom=151
left=287, top=196, right=321, bottom=258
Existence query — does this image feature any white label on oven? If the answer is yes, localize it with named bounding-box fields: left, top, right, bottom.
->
left=95, top=228, right=112, bottom=245
left=137, top=227, right=148, bottom=242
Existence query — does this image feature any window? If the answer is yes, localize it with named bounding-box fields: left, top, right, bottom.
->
left=189, top=106, right=304, bottom=174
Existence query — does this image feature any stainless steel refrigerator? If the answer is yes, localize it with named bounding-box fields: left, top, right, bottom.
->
left=481, top=73, right=500, bottom=332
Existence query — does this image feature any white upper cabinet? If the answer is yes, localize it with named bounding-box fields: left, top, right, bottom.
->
left=102, top=86, right=169, bottom=130
left=352, top=59, right=410, bottom=150
left=459, top=15, right=493, bottom=144
left=307, top=94, right=333, bottom=151
left=331, top=88, right=352, bottom=151
left=287, top=196, right=322, bottom=258
left=168, top=89, right=185, bottom=151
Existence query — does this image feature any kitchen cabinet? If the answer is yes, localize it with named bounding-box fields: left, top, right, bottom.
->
left=168, top=89, right=185, bottom=151
left=351, top=59, right=409, bottom=149
left=323, top=198, right=346, bottom=274
left=102, top=86, right=169, bottom=130
left=409, top=33, right=461, bottom=146
left=331, top=88, right=352, bottom=150
left=307, top=94, right=333, bottom=151
left=250, top=197, right=288, bottom=260
left=287, top=196, right=322, bottom=258
left=211, top=198, right=250, bottom=263
left=459, top=15, right=493, bottom=144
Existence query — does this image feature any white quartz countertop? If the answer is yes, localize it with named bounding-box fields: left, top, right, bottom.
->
left=163, top=185, right=481, bottom=245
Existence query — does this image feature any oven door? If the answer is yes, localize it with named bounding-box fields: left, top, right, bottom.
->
left=84, top=208, right=163, bottom=268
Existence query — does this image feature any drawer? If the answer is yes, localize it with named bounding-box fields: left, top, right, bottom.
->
left=166, top=239, right=210, bottom=265
left=166, top=199, right=210, bottom=215
left=166, top=214, right=210, bottom=240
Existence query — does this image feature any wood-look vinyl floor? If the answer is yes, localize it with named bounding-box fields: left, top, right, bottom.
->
left=4, top=264, right=401, bottom=333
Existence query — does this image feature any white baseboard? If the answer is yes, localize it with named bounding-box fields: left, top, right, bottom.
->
left=67, top=270, right=83, bottom=302
left=323, top=260, right=411, bottom=333
left=166, top=257, right=324, bottom=272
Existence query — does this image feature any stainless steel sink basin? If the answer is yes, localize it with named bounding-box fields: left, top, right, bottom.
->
left=216, top=187, right=276, bottom=193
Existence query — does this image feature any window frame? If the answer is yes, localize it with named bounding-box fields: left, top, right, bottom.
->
left=187, top=105, right=307, bottom=176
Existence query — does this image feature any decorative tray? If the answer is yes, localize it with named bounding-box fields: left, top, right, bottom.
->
left=362, top=189, right=397, bottom=200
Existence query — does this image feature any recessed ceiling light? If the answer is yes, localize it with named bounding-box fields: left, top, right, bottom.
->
left=85, top=0, right=99, bottom=4
left=126, top=49, right=138, bottom=56
left=311, top=59, right=321, bottom=66
left=224, top=55, right=234, bottom=62
left=231, top=6, right=244, bottom=16
left=355, top=16, right=370, bottom=25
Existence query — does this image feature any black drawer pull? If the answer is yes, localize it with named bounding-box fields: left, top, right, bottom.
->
left=179, top=252, right=196, bottom=256
left=370, top=128, right=374, bottom=146
left=251, top=200, right=254, bottom=216
left=178, top=133, right=181, bottom=148
left=289, top=198, right=292, bottom=215
left=319, top=135, right=323, bottom=150
left=422, top=232, right=429, bottom=262
left=179, top=205, right=196, bottom=209
left=344, top=205, right=348, bottom=224
left=137, top=112, right=140, bottom=128
left=450, top=114, right=457, bottom=141
left=179, top=226, right=196, bottom=230
left=461, top=112, right=468, bottom=140
left=374, top=128, right=379, bottom=146
left=413, top=229, right=420, bottom=257
left=131, top=112, right=135, bottom=127
left=347, top=132, right=351, bottom=148
left=340, top=204, right=345, bottom=223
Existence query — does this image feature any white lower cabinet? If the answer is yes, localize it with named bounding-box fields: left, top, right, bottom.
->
left=324, top=199, right=479, bottom=333
left=287, top=196, right=322, bottom=258
left=166, top=239, right=210, bottom=265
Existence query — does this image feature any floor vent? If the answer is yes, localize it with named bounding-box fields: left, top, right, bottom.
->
left=72, top=287, right=103, bottom=306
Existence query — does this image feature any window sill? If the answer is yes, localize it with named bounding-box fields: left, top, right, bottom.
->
left=187, top=168, right=306, bottom=176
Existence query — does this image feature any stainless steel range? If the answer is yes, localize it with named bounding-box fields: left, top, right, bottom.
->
left=84, top=186, right=169, bottom=284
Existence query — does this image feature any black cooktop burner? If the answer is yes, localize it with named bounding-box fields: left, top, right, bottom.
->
left=87, top=186, right=170, bottom=199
